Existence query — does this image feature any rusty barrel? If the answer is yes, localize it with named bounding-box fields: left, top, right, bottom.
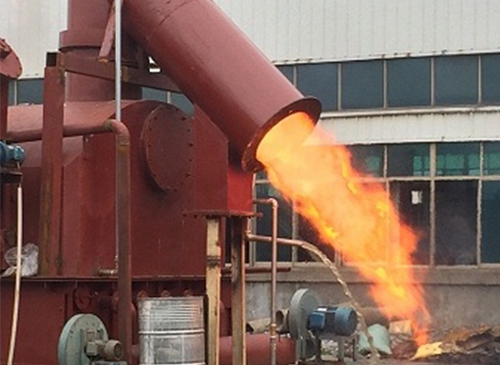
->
left=138, top=297, right=205, bottom=365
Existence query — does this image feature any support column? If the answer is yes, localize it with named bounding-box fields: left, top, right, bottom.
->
left=230, top=217, right=247, bottom=365
left=39, top=57, right=65, bottom=276
left=0, top=75, right=8, bottom=139
left=206, top=218, right=221, bottom=365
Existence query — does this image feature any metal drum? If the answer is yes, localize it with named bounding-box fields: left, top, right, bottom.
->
left=139, top=297, right=205, bottom=365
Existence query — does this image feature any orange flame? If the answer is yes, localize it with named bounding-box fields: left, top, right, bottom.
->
left=256, top=112, right=430, bottom=343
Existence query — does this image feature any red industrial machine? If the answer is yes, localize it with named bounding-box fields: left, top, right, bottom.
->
left=0, top=1, right=321, bottom=365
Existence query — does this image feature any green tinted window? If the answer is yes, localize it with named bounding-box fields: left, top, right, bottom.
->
left=481, top=54, right=500, bottom=104
left=436, top=143, right=479, bottom=176
left=388, top=144, right=430, bottom=177
left=277, top=65, right=294, bottom=83
left=435, top=181, right=477, bottom=265
left=387, top=57, right=431, bottom=107
left=484, top=142, right=500, bottom=175
left=349, top=144, right=384, bottom=177
left=481, top=181, right=500, bottom=263
left=297, top=63, right=338, bottom=111
left=342, top=60, right=384, bottom=109
left=435, top=56, right=478, bottom=105
left=17, top=79, right=44, bottom=104
left=8, top=79, right=15, bottom=105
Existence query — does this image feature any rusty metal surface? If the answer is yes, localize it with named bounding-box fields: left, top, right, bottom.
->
left=5, top=99, right=231, bottom=277
left=61, top=0, right=113, bottom=101
left=39, top=65, right=65, bottom=276
left=141, top=104, right=192, bottom=192
left=123, top=0, right=321, bottom=171
left=219, top=334, right=296, bottom=365
left=0, top=2, right=293, bottom=365
left=0, top=38, right=22, bottom=139
left=0, top=38, right=22, bottom=79
left=61, top=52, right=180, bottom=93
left=98, top=0, right=120, bottom=62
left=108, top=119, right=133, bottom=365
left=1, top=76, right=8, bottom=140
left=0, top=281, right=73, bottom=365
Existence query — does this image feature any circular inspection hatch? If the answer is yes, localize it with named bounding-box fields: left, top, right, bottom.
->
left=141, top=104, right=193, bottom=192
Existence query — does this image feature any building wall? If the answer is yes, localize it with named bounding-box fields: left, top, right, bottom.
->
left=216, top=0, right=500, bottom=63
left=0, top=0, right=67, bottom=78
left=3, top=0, right=500, bottom=76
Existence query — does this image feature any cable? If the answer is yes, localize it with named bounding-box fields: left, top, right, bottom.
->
left=7, top=184, right=23, bottom=365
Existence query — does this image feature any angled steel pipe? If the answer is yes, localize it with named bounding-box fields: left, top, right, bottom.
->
left=123, top=0, right=321, bottom=171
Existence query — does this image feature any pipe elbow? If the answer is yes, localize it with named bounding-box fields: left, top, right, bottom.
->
left=104, top=119, right=130, bottom=145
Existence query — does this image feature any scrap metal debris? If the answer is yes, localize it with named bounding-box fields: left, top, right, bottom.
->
left=411, top=325, right=500, bottom=364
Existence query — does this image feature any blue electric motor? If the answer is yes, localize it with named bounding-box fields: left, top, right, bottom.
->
left=308, top=305, right=358, bottom=338
left=0, top=141, right=25, bottom=167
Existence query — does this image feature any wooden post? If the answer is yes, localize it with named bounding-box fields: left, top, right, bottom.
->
left=206, top=218, right=221, bottom=365
left=231, top=217, right=247, bottom=365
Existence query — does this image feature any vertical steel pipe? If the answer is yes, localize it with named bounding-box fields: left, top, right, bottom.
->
left=115, top=0, right=122, bottom=122
left=106, top=120, right=133, bottom=365
left=253, top=199, right=278, bottom=365
left=123, top=0, right=321, bottom=171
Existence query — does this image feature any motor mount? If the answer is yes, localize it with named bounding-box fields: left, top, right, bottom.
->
left=284, top=289, right=359, bottom=362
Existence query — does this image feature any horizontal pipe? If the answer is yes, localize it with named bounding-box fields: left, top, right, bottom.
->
left=6, top=119, right=126, bottom=143
left=246, top=234, right=312, bottom=250
left=219, top=334, right=295, bottom=365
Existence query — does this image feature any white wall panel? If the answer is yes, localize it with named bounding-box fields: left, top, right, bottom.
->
left=214, top=0, right=500, bottom=63
left=3, top=1, right=500, bottom=75
left=0, top=0, right=67, bottom=78
left=316, top=108, right=500, bottom=145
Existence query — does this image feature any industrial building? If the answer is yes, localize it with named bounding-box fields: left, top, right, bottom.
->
left=2, top=1, right=500, bottom=360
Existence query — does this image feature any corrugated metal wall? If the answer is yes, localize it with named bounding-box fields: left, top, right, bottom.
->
left=215, top=0, right=500, bottom=63
left=3, top=0, right=500, bottom=77
left=318, top=109, right=500, bottom=145
left=0, top=0, right=67, bottom=77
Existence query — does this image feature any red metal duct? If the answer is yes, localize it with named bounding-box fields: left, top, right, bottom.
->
left=219, top=334, right=296, bottom=365
left=60, top=0, right=141, bottom=101
left=0, top=38, right=22, bottom=139
left=123, top=0, right=321, bottom=171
